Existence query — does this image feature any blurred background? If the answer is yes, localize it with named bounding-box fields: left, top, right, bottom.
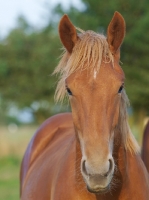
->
left=0, top=0, right=149, bottom=199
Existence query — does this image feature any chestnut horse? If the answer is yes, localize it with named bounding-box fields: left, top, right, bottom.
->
left=142, top=120, right=149, bottom=173
left=20, top=12, right=149, bottom=200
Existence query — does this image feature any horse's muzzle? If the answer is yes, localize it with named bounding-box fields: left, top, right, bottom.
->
left=81, top=159, right=114, bottom=194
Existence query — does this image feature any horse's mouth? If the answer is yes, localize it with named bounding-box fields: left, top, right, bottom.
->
left=87, top=184, right=110, bottom=194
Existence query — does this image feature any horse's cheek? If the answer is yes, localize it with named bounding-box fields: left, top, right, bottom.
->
left=70, top=101, right=82, bottom=131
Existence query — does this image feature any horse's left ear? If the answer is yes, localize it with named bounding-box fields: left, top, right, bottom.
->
left=59, top=14, right=78, bottom=53
left=107, top=12, right=125, bottom=55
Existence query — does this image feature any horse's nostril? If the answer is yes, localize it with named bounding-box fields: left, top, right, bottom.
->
left=82, top=160, right=88, bottom=175
left=103, top=159, right=113, bottom=177
left=109, top=159, right=113, bottom=172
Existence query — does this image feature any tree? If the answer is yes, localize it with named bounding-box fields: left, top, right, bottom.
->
left=0, top=16, right=68, bottom=123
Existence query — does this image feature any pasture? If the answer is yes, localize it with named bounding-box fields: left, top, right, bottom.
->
left=0, top=125, right=36, bottom=200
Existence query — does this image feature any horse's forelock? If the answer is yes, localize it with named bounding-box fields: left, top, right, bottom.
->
left=53, top=30, right=114, bottom=102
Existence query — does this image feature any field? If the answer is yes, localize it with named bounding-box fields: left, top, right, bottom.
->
left=0, top=117, right=147, bottom=200
left=0, top=125, right=37, bottom=200
left=0, top=156, right=20, bottom=200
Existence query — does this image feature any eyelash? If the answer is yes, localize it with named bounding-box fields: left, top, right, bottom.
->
left=118, top=85, right=124, bottom=93
left=66, top=87, right=72, bottom=95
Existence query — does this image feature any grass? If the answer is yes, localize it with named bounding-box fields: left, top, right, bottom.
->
left=0, top=156, right=20, bottom=200
left=0, top=125, right=37, bottom=200
left=0, top=125, right=37, bottom=157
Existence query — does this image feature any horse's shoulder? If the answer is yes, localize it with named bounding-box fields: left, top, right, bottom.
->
left=29, top=112, right=73, bottom=160
left=127, top=152, right=149, bottom=192
left=20, top=112, right=73, bottom=190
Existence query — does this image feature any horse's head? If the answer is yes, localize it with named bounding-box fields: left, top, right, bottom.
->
left=56, top=12, right=125, bottom=193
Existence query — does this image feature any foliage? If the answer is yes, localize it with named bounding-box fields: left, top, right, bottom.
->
left=0, top=16, right=65, bottom=123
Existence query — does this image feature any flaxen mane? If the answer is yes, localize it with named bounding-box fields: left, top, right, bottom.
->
left=53, top=30, right=113, bottom=102
left=53, top=29, right=140, bottom=155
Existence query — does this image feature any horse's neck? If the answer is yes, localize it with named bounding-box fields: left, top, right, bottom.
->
left=113, top=133, right=149, bottom=199
left=113, top=134, right=127, bottom=183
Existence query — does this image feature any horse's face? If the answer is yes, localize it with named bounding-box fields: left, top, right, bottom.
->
left=58, top=12, right=125, bottom=193
left=66, top=59, right=124, bottom=193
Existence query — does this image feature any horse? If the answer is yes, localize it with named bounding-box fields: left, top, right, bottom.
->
left=20, top=12, right=149, bottom=200
left=142, top=120, right=149, bottom=173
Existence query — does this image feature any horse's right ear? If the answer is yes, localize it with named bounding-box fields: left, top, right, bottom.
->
left=107, top=12, right=125, bottom=55
left=59, top=15, right=78, bottom=53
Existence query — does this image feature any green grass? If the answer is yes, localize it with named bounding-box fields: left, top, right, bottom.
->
left=0, top=125, right=37, bottom=200
left=0, top=156, right=21, bottom=200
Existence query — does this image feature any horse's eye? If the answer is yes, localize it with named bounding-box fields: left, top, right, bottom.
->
left=66, top=87, right=72, bottom=95
left=118, top=85, right=123, bottom=94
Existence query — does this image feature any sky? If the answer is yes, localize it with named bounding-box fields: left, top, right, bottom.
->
left=0, top=0, right=83, bottom=38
